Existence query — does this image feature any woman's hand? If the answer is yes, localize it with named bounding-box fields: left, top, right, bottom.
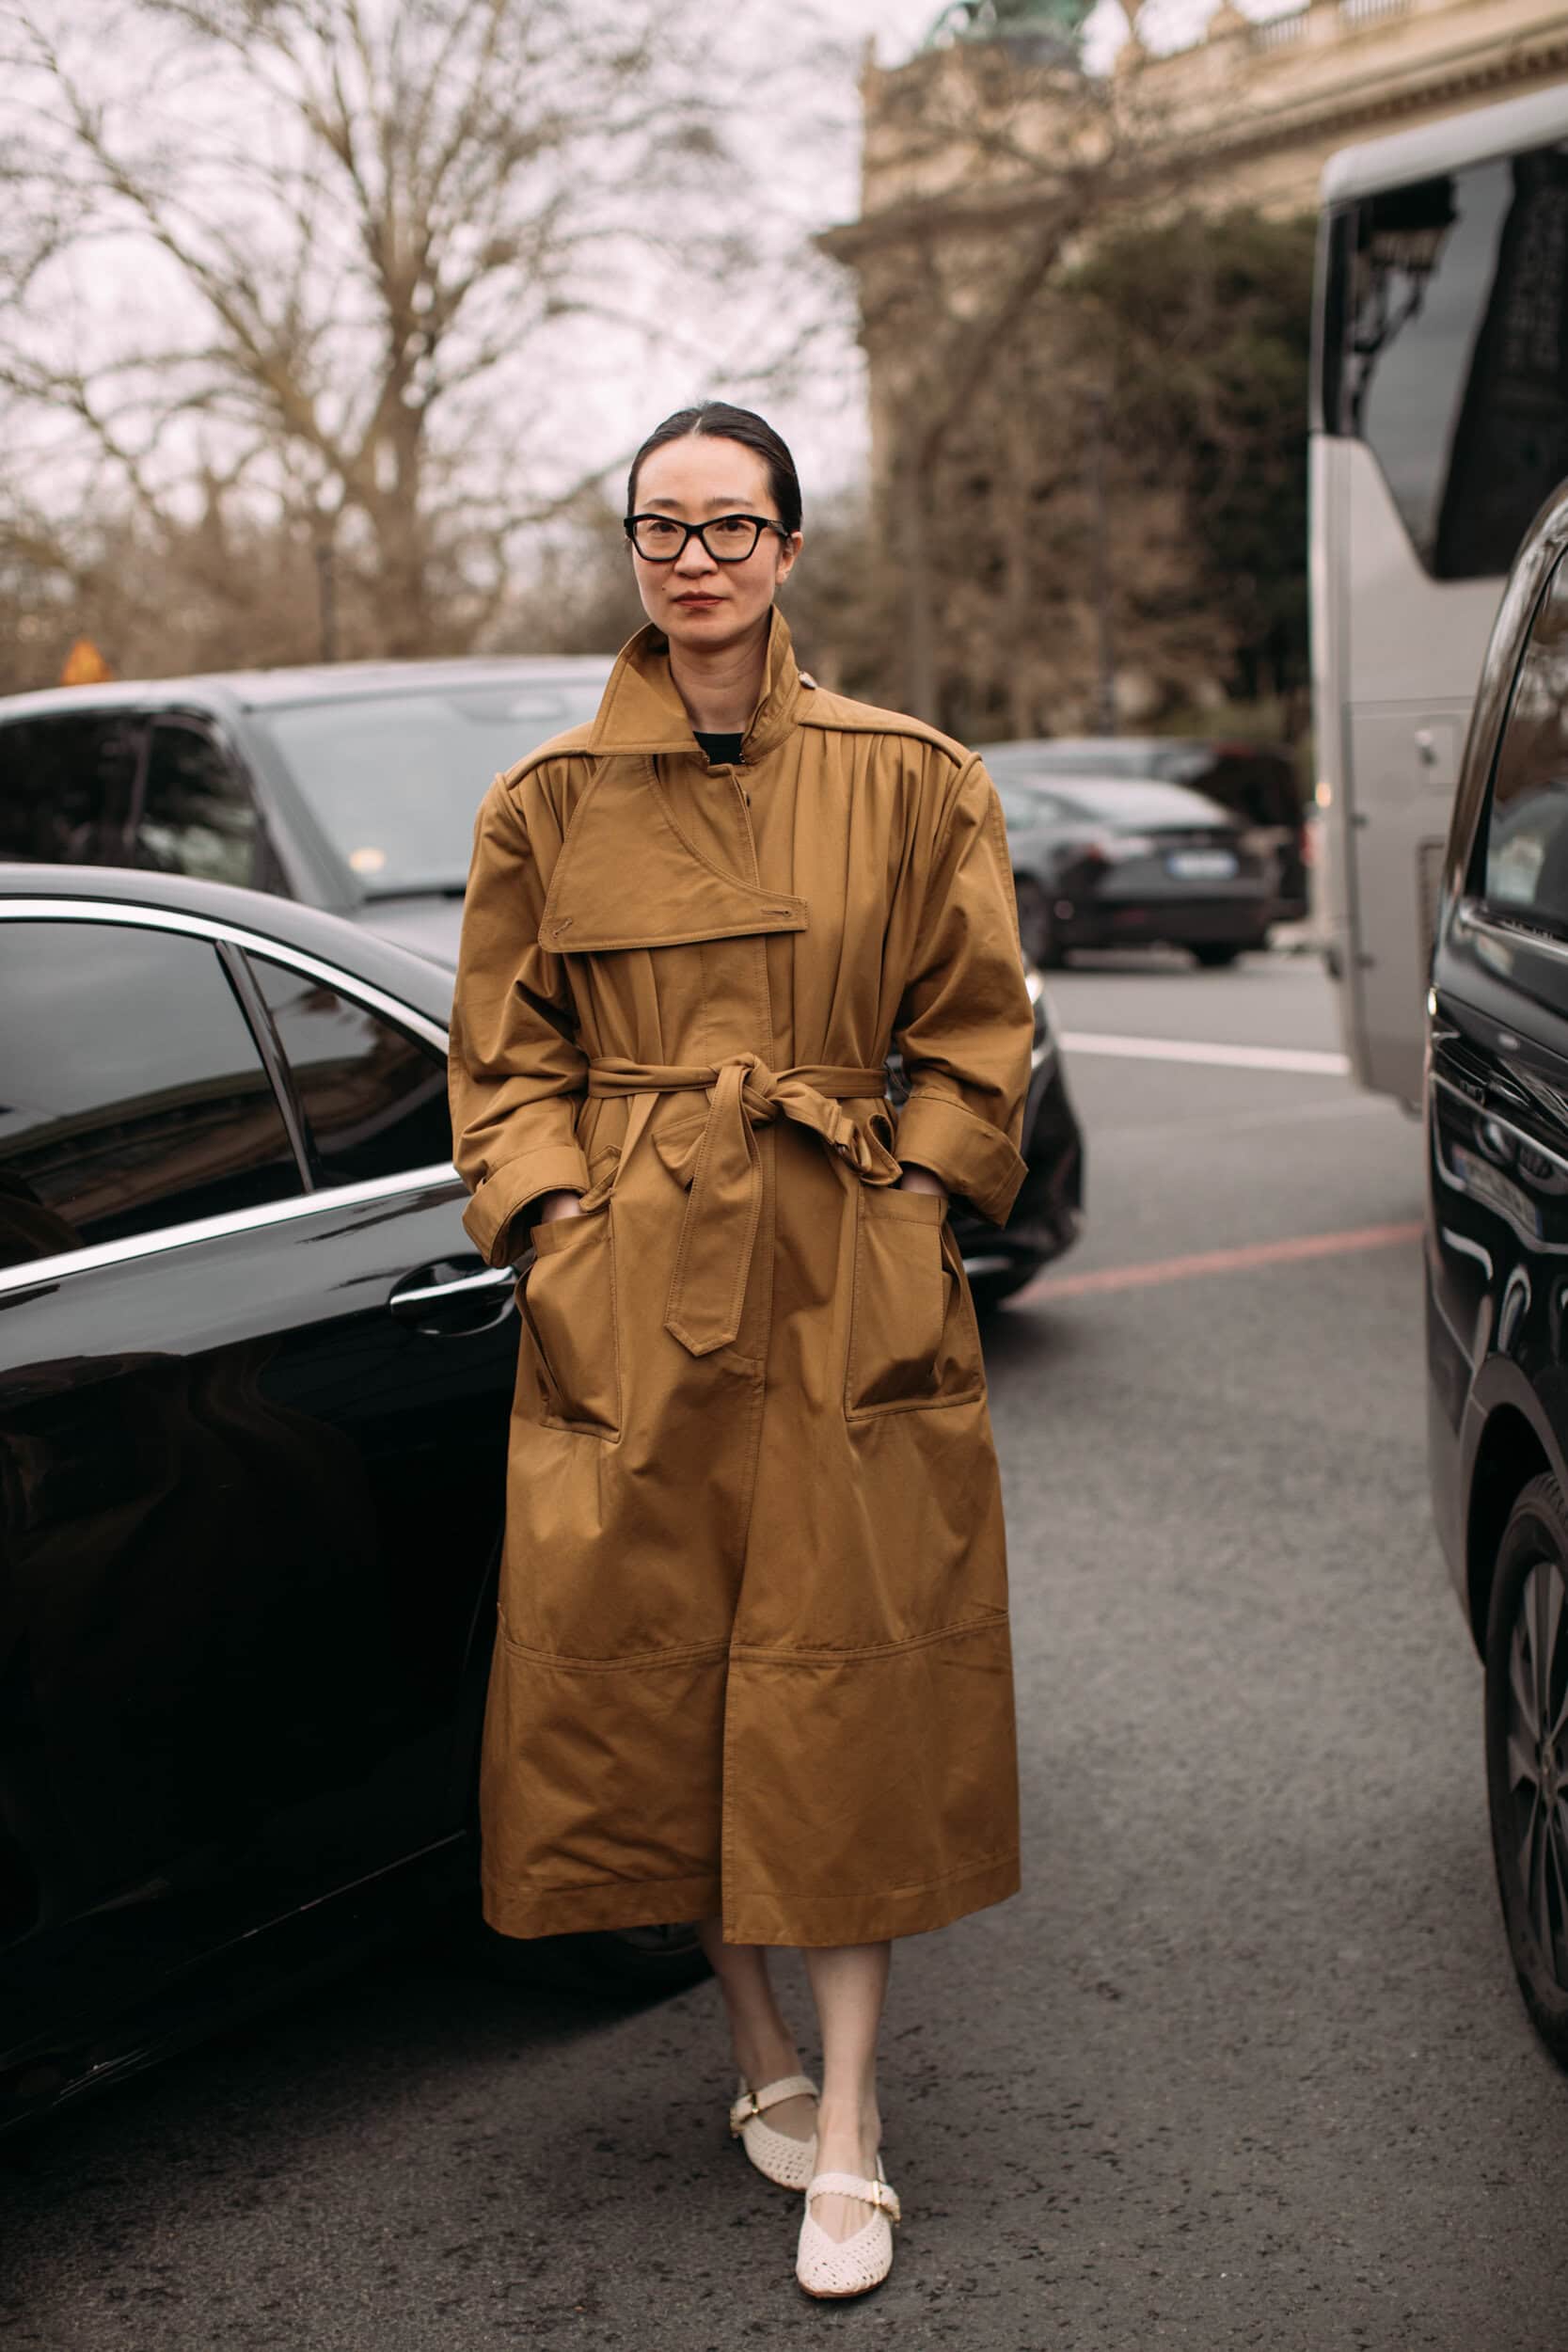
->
left=897, top=1163, right=948, bottom=1204
left=535, top=1190, right=586, bottom=1224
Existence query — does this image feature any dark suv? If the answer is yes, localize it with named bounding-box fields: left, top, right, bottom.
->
left=1426, top=476, right=1568, bottom=2071
left=980, top=737, right=1308, bottom=922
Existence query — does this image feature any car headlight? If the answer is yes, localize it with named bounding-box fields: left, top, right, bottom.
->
left=1024, top=961, right=1052, bottom=1056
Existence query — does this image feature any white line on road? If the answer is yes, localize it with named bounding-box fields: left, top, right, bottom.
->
left=1060, top=1030, right=1352, bottom=1077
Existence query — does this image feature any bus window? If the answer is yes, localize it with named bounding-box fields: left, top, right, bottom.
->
left=1323, top=147, right=1568, bottom=580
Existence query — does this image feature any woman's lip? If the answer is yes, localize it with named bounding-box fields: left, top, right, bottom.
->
left=674, top=594, right=722, bottom=606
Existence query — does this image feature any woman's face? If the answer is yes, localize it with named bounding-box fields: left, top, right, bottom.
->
left=629, top=434, right=800, bottom=656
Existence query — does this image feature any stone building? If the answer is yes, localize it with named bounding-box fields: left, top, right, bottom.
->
left=818, top=0, right=1567, bottom=732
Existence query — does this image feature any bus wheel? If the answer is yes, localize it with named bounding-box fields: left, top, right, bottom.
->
left=1192, top=943, right=1242, bottom=968
left=1485, top=1475, right=1568, bottom=2071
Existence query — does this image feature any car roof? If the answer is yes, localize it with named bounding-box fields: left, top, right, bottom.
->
left=0, top=653, right=615, bottom=723
left=0, top=863, right=455, bottom=1022
left=982, top=736, right=1283, bottom=760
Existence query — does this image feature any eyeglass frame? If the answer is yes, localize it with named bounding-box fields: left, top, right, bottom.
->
left=623, top=512, right=795, bottom=564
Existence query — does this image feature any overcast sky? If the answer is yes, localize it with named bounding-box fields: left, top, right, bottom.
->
left=608, top=0, right=1260, bottom=505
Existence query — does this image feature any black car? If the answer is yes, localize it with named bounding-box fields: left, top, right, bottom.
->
left=1426, top=477, right=1568, bottom=2070
left=0, top=660, right=1084, bottom=1300
left=992, top=775, right=1278, bottom=969
left=0, top=657, right=614, bottom=962
left=982, top=736, right=1309, bottom=922
left=0, top=864, right=709, bottom=2137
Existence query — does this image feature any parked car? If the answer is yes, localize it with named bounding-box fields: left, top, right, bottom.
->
left=1426, top=476, right=1568, bottom=2070
left=0, top=659, right=1084, bottom=1302
left=992, top=775, right=1279, bottom=969
left=926, top=963, right=1082, bottom=1308
left=982, top=736, right=1309, bottom=922
left=0, top=656, right=614, bottom=961
left=0, top=863, right=711, bottom=2138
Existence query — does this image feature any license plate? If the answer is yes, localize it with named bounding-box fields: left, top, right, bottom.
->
left=1166, top=849, right=1238, bottom=880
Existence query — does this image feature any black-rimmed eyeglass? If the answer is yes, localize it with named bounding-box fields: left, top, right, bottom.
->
left=624, top=513, right=792, bottom=564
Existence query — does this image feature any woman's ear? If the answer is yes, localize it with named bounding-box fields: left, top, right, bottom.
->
left=777, top=531, right=803, bottom=588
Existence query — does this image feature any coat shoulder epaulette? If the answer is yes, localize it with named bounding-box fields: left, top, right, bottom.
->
left=497, top=722, right=598, bottom=795
left=796, top=687, right=972, bottom=770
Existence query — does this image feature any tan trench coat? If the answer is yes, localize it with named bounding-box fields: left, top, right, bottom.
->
left=449, top=612, right=1034, bottom=1947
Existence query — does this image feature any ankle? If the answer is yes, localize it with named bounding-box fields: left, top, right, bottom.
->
left=816, top=2094, right=880, bottom=2152
left=733, top=2034, right=802, bottom=2090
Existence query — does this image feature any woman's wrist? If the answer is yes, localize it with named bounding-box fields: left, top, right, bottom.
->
left=535, top=1189, right=585, bottom=1224
left=896, top=1163, right=947, bottom=1200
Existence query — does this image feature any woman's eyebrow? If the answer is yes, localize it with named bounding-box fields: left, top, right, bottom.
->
left=639, top=495, right=764, bottom=514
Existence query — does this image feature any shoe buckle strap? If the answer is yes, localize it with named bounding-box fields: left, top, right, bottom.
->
left=806, top=2169, right=901, bottom=2225
left=728, top=2074, right=817, bottom=2135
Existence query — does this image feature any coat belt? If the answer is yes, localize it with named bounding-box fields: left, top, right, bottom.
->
left=586, top=1054, right=898, bottom=1357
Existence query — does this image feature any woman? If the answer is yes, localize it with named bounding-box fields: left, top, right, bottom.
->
left=449, top=402, right=1032, bottom=2301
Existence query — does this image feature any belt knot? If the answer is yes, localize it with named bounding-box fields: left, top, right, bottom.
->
left=584, top=1053, right=896, bottom=1356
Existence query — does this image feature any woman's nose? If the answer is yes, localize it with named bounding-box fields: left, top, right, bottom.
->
left=673, top=535, right=719, bottom=577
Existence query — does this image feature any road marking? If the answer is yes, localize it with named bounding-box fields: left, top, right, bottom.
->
left=1015, top=1219, right=1423, bottom=1306
left=1060, top=1029, right=1352, bottom=1076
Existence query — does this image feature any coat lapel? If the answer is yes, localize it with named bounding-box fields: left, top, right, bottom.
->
left=537, top=613, right=809, bottom=955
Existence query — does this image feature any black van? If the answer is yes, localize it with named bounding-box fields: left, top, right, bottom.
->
left=1426, top=476, right=1568, bottom=2071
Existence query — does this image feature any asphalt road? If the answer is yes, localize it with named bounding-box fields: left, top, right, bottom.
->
left=8, top=946, right=1568, bottom=2351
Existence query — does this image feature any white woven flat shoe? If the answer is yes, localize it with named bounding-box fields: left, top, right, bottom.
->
left=728, top=2074, right=818, bottom=2190
left=795, top=2155, right=901, bottom=2300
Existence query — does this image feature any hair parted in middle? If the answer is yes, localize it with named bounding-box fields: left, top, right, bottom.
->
left=626, top=402, right=803, bottom=536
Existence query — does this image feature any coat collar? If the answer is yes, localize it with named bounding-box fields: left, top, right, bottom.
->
left=586, top=608, right=804, bottom=764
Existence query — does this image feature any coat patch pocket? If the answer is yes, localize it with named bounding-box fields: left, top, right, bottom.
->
left=519, top=1208, right=620, bottom=1438
left=846, top=1187, right=984, bottom=1418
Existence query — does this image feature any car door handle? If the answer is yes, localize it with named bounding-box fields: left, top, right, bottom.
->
left=388, top=1263, right=516, bottom=1320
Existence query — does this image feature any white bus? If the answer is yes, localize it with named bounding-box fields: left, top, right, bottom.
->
left=1311, top=84, right=1568, bottom=1105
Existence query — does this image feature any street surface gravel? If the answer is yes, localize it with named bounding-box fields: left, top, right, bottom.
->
left=5, top=949, right=1568, bottom=2351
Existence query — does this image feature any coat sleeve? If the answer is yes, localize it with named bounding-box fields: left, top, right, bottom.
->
left=448, top=771, right=590, bottom=1264
left=892, top=755, right=1033, bottom=1227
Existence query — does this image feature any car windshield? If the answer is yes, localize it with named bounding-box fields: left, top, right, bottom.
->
left=1013, top=776, right=1237, bottom=830
left=995, top=786, right=1067, bottom=832
left=256, top=679, right=609, bottom=896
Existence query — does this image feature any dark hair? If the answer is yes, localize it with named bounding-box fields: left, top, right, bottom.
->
left=626, top=402, right=802, bottom=535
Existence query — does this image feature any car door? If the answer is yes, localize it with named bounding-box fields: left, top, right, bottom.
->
left=1429, top=549, right=1568, bottom=1427
left=0, top=903, right=514, bottom=2064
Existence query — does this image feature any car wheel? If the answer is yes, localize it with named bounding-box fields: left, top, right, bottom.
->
left=476, top=1918, right=711, bottom=2002
left=1014, top=881, right=1062, bottom=968
left=968, top=1263, right=1039, bottom=1311
left=1191, top=943, right=1243, bottom=968
left=1485, top=1473, right=1568, bottom=2069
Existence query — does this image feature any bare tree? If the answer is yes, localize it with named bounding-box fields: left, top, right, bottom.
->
left=0, top=0, right=752, bottom=660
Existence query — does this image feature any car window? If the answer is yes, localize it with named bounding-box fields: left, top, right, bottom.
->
left=0, top=922, right=301, bottom=1271
left=250, top=957, right=452, bottom=1185
left=133, top=719, right=259, bottom=887
left=1481, top=553, right=1568, bottom=930
left=255, top=679, right=608, bottom=898
left=0, top=712, right=143, bottom=864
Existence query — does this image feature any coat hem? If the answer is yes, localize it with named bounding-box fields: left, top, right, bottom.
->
left=480, top=1851, right=1020, bottom=1947
left=482, top=1870, right=721, bottom=1943
left=721, top=1849, right=1021, bottom=1947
